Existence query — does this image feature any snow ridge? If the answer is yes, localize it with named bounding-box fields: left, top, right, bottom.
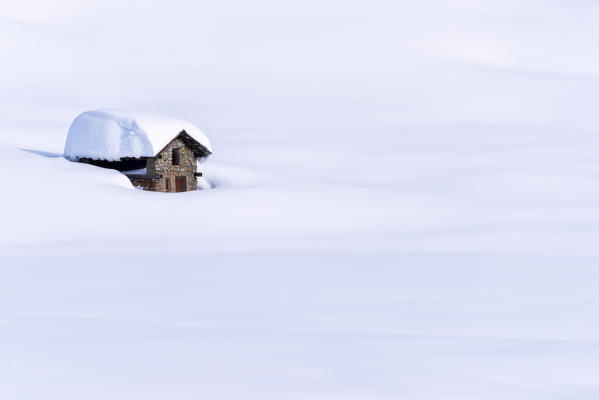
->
left=64, top=109, right=212, bottom=161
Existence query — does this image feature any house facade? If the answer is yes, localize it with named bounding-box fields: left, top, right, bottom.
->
left=127, top=131, right=209, bottom=192
left=79, top=131, right=211, bottom=192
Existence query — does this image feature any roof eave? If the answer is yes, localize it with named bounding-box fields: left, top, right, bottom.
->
left=154, top=130, right=212, bottom=158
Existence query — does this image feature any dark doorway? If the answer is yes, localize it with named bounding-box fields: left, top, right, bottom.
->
left=175, top=176, right=187, bottom=192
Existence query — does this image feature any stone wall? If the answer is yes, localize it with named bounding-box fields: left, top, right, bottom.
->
left=151, top=138, right=198, bottom=192
left=129, top=177, right=158, bottom=191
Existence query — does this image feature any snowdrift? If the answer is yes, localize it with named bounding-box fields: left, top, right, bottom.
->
left=64, top=109, right=212, bottom=161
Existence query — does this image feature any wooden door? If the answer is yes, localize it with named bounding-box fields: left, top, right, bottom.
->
left=175, top=176, right=187, bottom=192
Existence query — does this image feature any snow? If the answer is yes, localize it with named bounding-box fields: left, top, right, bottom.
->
left=64, top=109, right=212, bottom=161
left=2, top=1, right=599, bottom=399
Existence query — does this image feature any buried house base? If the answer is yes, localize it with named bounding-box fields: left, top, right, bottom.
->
left=78, top=132, right=209, bottom=192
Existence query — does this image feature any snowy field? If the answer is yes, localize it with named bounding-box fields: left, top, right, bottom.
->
left=2, top=1, right=599, bottom=398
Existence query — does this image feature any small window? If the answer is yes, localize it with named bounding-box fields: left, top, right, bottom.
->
left=172, top=148, right=180, bottom=165
left=165, top=177, right=171, bottom=191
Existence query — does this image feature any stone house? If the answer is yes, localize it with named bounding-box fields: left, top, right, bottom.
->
left=64, top=109, right=213, bottom=192
left=79, top=130, right=211, bottom=192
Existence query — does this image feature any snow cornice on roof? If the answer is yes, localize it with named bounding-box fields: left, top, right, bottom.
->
left=64, top=109, right=213, bottom=161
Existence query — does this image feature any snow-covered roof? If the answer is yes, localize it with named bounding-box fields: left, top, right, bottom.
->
left=64, top=109, right=213, bottom=161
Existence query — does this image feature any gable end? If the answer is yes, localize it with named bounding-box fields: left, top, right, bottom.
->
left=155, top=130, right=212, bottom=159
